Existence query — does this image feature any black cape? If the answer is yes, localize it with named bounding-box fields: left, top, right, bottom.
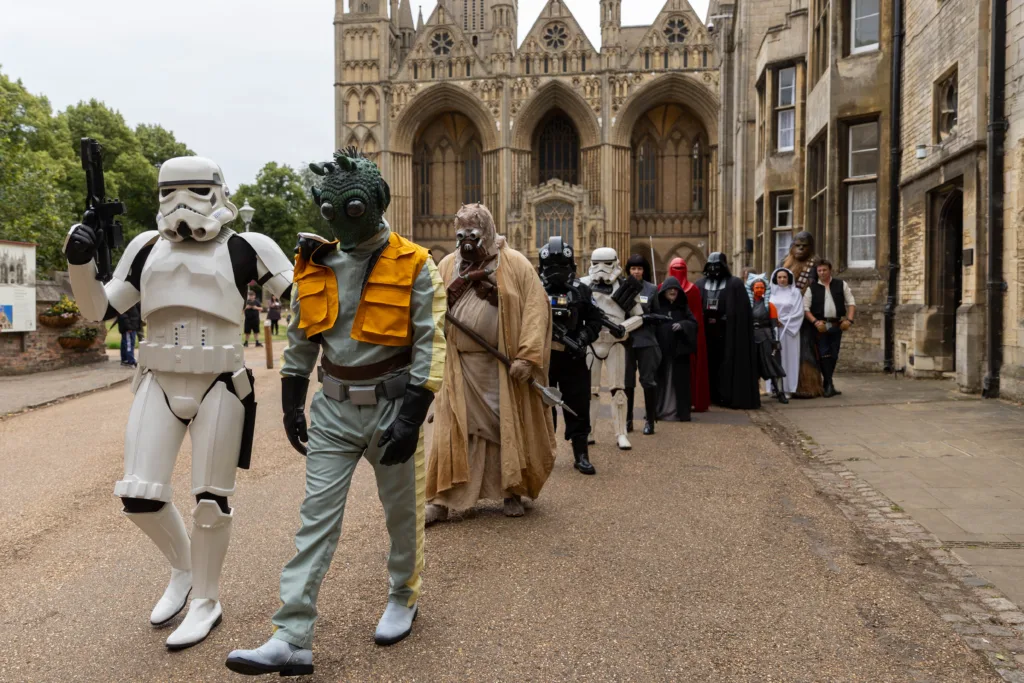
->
left=695, top=275, right=761, bottom=410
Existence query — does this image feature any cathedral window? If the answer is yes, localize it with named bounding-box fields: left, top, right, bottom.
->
left=692, top=141, right=705, bottom=211
left=645, top=51, right=651, bottom=70
left=415, top=146, right=431, bottom=216
left=526, top=58, right=531, bottom=74
left=544, top=56, right=549, bottom=74
left=431, top=31, right=454, bottom=56
left=702, top=50, right=708, bottom=67
left=543, top=23, right=568, bottom=50
left=664, top=17, right=689, bottom=44
left=466, top=62, right=472, bottom=77
left=562, top=55, right=568, bottom=72
left=463, top=145, right=482, bottom=205
left=581, top=54, right=586, bottom=71
left=535, top=200, right=575, bottom=248
left=536, top=112, right=580, bottom=185
left=431, top=63, right=436, bottom=78
left=684, top=50, right=689, bottom=67
left=663, top=51, right=669, bottom=69
left=448, top=61, right=453, bottom=78
left=414, top=63, right=419, bottom=79
left=635, top=138, right=658, bottom=213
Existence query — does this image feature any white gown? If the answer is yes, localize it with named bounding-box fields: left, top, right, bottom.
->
left=769, top=269, right=803, bottom=395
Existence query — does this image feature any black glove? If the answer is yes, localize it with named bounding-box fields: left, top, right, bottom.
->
left=378, top=384, right=434, bottom=466
left=611, top=277, right=643, bottom=313
left=65, top=224, right=98, bottom=266
left=281, top=376, right=310, bottom=456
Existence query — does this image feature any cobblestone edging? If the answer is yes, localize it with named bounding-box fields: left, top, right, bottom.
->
left=754, top=407, right=1024, bottom=682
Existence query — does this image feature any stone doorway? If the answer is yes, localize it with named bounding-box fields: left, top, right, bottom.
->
left=927, top=185, right=964, bottom=373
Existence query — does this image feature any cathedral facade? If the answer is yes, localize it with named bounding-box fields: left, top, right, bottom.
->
left=335, top=0, right=721, bottom=276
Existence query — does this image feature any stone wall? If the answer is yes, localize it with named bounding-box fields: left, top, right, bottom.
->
left=0, top=275, right=107, bottom=376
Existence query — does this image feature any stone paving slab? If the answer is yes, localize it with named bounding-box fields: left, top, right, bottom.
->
left=768, top=372, right=1024, bottom=616
left=0, top=350, right=133, bottom=417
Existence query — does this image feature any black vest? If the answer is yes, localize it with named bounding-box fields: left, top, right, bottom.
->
left=810, top=279, right=846, bottom=321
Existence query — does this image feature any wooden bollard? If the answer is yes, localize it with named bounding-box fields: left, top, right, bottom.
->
left=263, top=319, right=273, bottom=369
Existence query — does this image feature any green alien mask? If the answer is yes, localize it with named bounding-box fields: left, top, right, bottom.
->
left=309, top=148, right=391, bottom=251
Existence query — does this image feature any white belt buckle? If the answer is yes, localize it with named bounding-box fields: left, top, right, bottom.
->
left=348, top=385, right=378, bottom=406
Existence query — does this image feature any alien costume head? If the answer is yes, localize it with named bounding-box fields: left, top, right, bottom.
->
left=703, top=252, right=732, bottom=281
left=588, top=247, right=622, bottom=284
left=156, top=157, right=238, bottom=242
left=309, top=147, right=391, bottom=251
left=454, top=203, right=498, bottom=263
left=790, top=231, right=815, bottom=262
left=538, top=236, right=576, bottom=289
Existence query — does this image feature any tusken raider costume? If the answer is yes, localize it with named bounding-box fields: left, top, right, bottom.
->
left=539, top=236, right=603, bottom=475
left=226, top=149, right=446, bottom=677
left=64, top=156, right=294, bottom=650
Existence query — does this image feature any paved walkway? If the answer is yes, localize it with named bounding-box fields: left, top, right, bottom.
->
left=769, top=374, right=1024, bottom=605
left=0, top=350, right=133, bottom=417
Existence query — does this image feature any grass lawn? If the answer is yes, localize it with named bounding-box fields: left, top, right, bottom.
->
left=105, top=322, right=290, bottom=350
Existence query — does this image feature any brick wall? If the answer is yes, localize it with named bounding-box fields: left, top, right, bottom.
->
left=0, top=277, right=107, bottom=376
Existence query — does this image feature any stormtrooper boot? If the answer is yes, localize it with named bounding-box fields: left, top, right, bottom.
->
left=166, top=500, right=232, bottom=650
left=612, top=391, right=632, bottom=450
left=642, top=387, right=658, bottom=435
left=375, top=602, right=418, bottom=645
left=124, top=503, right=193, bottom=626
left=226, top=638, right=314, bottom=677
left=572, top=435, right=596, bottom=475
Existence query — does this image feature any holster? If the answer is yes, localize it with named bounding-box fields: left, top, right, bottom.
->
left=237, top=369, right=257, bottom=470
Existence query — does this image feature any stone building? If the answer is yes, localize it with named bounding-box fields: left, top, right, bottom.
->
left=334, top=0, right=720, bottom=276
left=335, top=0, right=1022, bottom=400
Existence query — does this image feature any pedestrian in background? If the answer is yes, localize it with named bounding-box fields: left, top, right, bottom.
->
left=268, top=295, right=282, bottom=336
left=117, top=302, right=141, bottom=367
left=243, top=290, right=263, bottom=347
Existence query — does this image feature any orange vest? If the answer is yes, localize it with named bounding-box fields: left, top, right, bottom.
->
left=293, top=232, right=430, bottom=346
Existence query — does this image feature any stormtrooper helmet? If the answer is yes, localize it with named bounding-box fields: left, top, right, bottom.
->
left=155, top=157, right=238, bottom=242
left=588, top=247, right=621, bottom=284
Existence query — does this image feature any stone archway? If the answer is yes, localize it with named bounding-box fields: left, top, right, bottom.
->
left=611, top=73, right=719, bottom=148
left=389, top=83, right=499, bottom=238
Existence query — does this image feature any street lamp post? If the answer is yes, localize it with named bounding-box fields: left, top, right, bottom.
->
left=239, top=200, right=255, bottom=232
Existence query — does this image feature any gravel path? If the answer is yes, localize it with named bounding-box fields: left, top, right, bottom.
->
left=0, top=353, right=994, bottom=682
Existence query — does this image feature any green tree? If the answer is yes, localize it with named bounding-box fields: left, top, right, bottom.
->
left=230, top=162, right=319, bottom=254
left=135, top=123, right=193, bottom=167
left=0, top=69, right=77, bottom=275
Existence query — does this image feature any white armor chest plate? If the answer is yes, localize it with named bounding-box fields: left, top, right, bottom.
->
left=137, top=233, right=246, bottom=374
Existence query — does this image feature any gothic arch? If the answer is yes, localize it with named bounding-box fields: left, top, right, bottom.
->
left=392, top=83, right=499, bottom=153
left=345, top=88, right=361, bottom=123
left=666, top=240, right=707, bottom=281
left=612, top=73, right=719, bottom=147
left=512, top=80, right=601, bottom=151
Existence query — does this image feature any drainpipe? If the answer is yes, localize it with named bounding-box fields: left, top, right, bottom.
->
left=884, top=0, right=904, bottom=374
left=984, top=0, right=1008, bottom=398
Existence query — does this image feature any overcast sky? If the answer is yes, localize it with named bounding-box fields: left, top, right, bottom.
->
left=1, top=0, right=709, bottom=189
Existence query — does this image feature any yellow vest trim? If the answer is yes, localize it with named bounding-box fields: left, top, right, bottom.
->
left=294, top=240, right=340, bottom=339
left=351, top=232, right=430, bottom=347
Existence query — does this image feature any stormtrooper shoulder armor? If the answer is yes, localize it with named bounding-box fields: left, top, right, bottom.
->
left=236, top=232, right=294, bottom=297
left=113, top=231, right=161, bottom=284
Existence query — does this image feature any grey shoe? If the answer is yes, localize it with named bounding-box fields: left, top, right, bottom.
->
left=374, top=602, right=418, bottom=646
left=225, top=638, right=313, bottom=677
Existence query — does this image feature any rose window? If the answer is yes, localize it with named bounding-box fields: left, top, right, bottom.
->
left=431, top=31, right=454, bottom=55
left=543, top=23, right=568, bottom=50
left=664, top=18, right=689, bottom=44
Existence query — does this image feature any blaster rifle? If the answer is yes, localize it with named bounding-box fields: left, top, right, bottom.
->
left=551, top=322, right=585, bottom=355
left=80, top=138, right=125, bottom=283
left=598, top=312, right=627, bottom=339
left=642, top=313, right=675, bottom=326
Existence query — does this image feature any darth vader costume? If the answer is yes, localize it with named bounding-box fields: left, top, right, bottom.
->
left=694, top=253, right=760, bottom=410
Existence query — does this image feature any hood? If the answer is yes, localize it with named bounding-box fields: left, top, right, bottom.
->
left=658, top=276, right=688, bottom=309
left=668, top=257, right=688, bottom=284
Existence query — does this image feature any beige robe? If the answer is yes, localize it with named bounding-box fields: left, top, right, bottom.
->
left=427, top=244, right=557, bottom=505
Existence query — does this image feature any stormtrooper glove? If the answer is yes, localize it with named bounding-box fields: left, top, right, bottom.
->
left=64, top=224, right=99, bottom=265
left=378, top=385, right=434, bottom=466
left=281, top=376, right=310, bottom=456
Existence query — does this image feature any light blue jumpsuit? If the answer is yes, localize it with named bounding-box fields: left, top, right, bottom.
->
left=272, top=226, right=446, bottom=649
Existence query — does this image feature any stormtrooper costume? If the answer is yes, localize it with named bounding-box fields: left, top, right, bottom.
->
left=63, top=157, right=294, bottom=650
left=581, top=248, right=644, bottom=450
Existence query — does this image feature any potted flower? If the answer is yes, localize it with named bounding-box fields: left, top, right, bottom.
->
left=57, top=326, right=99, bottom=350
left=40, top=294, right=81, bottom=328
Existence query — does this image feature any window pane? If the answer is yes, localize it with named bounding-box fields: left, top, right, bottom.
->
left=775, top=231, right=793, bottom=265
left=776, top=194, right=794, bottom=226
left=778, top=109, right=795, bottom=150
left=779, top=67, right=796, bottom=106
left=848, top=183, right=877, bottom=265
left=853, top=0, right=880, bottom=50
left=849, top=122, right=878, bottom=176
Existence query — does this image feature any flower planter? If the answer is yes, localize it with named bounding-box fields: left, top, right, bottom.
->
left=57, top=336, right=97, bottom=351
left=40, top=313, right=80, bottom=328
